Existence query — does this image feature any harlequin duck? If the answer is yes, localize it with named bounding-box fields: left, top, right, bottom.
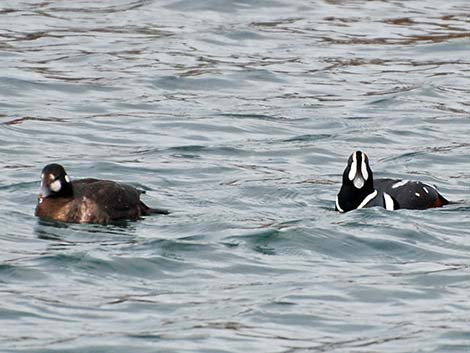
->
left=35, top=164, right=169, bottom=224
left=335, top=151, right=449, bottom=213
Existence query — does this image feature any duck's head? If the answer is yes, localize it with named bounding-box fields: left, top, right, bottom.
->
left=40, top=163, right=73, bottom=198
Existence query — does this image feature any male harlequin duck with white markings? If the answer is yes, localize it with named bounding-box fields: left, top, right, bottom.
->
left=35, top=164, right=169, bottom=224
left=335, top=151, right=449, bottom=213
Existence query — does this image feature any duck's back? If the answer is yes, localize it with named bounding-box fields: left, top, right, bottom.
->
left=374, top=178, right=448, bottom=210
left=36, top=178, right=148, bottom=224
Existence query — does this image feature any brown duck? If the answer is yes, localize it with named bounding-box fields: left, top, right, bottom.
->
left=35, top=164, right=168, bottom=224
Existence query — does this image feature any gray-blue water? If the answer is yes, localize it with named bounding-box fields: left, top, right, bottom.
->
left=2, top=1, right=470, bottom=352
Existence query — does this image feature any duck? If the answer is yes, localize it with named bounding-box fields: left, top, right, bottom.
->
left=35, top=163, right=168, bottom=224
left=335, top=151, right=449, bottom=213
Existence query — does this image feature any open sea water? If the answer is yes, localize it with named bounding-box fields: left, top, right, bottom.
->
left=1, top=0, right=470, bottom=352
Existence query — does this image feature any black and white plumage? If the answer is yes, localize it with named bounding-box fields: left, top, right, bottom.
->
left=35, top=163, right=169, bottom=224
left=335, top=151, right=449, bottom=213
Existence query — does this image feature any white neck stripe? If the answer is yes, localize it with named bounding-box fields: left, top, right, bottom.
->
left=336, top=195, right=345, bottom=213
left=357, top=189, right=378, bottom=209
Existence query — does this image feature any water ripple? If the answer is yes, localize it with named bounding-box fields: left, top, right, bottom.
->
left=2, top=0, right=470, bottom=352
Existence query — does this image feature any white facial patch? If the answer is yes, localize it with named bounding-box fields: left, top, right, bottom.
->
left=348, top=152, right=358, bottom=181
left=349, top=152, right=367, bottom=189
left=361, top=158, right=368, bottom=181
left=353, top=174, right=365, bottom=189
left=49, top=179, right=62, bottom=193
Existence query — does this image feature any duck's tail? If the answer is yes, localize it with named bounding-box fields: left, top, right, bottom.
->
left=139, top=201, right=170, bottom=215
left=147, top=207, right=170, bottom=215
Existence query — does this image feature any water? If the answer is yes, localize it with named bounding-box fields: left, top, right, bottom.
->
left=1, top=0, right=470, bottom=352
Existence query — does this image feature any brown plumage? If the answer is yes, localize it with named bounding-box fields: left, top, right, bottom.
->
left=35, top=164, right=168, bottom=224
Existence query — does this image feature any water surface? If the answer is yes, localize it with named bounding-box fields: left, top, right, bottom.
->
left=1, top=1, right=470, bottom=352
